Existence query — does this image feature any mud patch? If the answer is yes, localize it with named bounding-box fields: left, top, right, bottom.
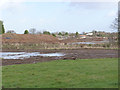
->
left=2, top=49, right=118, bottom=66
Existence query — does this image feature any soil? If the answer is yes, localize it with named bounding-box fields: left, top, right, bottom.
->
left=1, top=33, right=59, bottom=44
left=2, top=49, right=118, bottom=66
left=1, top=33, right=107, bottom=44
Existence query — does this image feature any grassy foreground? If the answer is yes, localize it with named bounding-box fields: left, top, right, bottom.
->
left=2, top=58, right=118, bottom=88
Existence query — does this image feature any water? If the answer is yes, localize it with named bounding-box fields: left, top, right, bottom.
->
left=71, top=40, right=109, bottom=45
left=72, top=42, right=95, bottom=44
left=0, top=52, right=65, bottom=59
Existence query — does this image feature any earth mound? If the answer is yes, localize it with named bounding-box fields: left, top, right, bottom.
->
left=2, top=33, right=59, bottom=44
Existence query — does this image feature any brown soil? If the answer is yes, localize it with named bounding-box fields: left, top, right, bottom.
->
left=1, top=33, right=59, bottom=44
left=60, top=37, right=105, bottom=43
left=2, top=49, right=118, bottom=66
left=1, top=33, right=106, bottom=44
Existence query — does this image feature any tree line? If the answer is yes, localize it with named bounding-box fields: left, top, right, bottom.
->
left=0, top=15, right=118, bottom=38
left=23, top=28, right=79, bottom=37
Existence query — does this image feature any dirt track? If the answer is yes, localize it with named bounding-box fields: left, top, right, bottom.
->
left=2, top=49, right=118, bottom=66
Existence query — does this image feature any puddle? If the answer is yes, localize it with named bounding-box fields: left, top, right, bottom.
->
left=72, top=42, right=95, bottom=44
left=71, top=41, right=109, bottom=45
left=0, top=52, right=65, bottom=59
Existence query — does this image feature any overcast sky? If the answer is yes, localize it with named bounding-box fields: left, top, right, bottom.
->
left=0, top=1, right=118, bottom=34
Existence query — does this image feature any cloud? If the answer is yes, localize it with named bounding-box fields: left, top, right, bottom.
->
left=70, top=0, right=118, bottom=2
left=107, top=11, right=117, bottom=17
left=69, top=2, right=118, bottom=10
left=0, top=0, right=28, bottom=20
left=0, top=0, right=25, bottom=20
left=0, top=0, right=25, bottom=10
left=0, top=0, right=9, bottom=19
left=0, top=0, right=8, bottom=8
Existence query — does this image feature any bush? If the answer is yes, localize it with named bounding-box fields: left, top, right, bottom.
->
left=102, top=44, right=106, bottom=47
left=2, top=25, right=5, bottom=34
left=76, top=32, right=79, bottom=36
left=88, top=44, right=92, bottom=46
left=65, top=32, right=68, bottom=35
left=0, top=21, right=5, bottom=34
left=106, top=44, right=110, bottom=48
left=58, top=32, right=62, bottom=36
left=24, top=30, right=29, bottom=34
left=43, top=31, right=50, bottom=35
left=52, top=33, right=56, bottom=37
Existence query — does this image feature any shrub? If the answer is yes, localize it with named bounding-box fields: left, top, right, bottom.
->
left=2, top=25, right=5, bottom=34
left=106, top=44, right=110, bottom=48
left=88, top=44, right=92, bottom=46
left=76, top=32, right=79, bottom=36
left=65, top=32, right=68, bottom=35
left=0, top=21, right=5, bottom=34
left=102, top=44, right=106, bottom=47
left=43, top=31, right=50, bottom=35
left=58, top=32, right=62, bottom=35
left=52, top=33, right=56, bottom=37
left=24, top=30, right=29, bottom=34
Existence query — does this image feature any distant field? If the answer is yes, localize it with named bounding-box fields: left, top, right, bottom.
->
left=2, top=58, right=118, bottom=88
left=2, top=33, right=118, bottom=50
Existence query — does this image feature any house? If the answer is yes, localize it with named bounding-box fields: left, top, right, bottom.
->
left=79, top=35, right=87, bottom=39
left=86, top=32, right=93, bottom=36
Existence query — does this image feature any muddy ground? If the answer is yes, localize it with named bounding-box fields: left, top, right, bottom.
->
left=2, top=49, right=118, bottom=66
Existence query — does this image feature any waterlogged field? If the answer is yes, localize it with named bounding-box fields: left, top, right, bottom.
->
left=2, top=58, right=118, bottom=88
left=1, top=52, right=65, bottom=59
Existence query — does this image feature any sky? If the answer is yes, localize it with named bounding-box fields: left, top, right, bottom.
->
left=0, top=0, right=118, bottom=34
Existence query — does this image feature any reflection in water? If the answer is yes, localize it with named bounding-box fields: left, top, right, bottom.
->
left=72, top=42, right=95, bottom=44
left=0, top=52, right=65, bottom=59
left=71, top=41, right=109, bottom=45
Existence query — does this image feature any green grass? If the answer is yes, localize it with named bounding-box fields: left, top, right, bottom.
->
left=2, top=58, right=118, bottom=88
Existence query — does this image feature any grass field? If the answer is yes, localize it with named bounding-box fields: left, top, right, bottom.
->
left=2, top=58, right=118, bottom=88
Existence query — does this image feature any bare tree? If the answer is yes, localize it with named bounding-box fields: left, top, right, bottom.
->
left=109, top=14, right=118, bottom=47
left=111, top=18, right=118, bottom=30
left=117, top=4, right=120, bottom=49
left=29, top=28, right=36, bottom=34
left=36, top=31, right=42, bottom=34
left=6, top=30, right=16, bottom=34
left=108, top=33, right=115, bottom=45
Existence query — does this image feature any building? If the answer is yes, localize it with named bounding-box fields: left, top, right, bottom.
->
left=79, top=35, right=87, bottom=38
left=86, top=32, right=93, bottom=36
